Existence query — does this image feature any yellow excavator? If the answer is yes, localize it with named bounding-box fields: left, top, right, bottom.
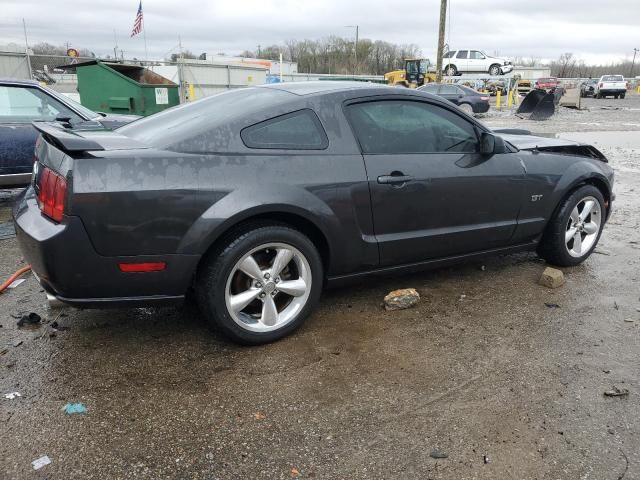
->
left=384, top=58, right=437, bottom=88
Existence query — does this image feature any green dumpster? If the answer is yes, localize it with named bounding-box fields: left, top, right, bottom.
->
left=60, top=60, right=179, bottom=116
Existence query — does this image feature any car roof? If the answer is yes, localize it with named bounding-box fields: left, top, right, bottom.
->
left=0, top=78, right=41, bottom=87
left=260, top=81, right=391, bottom=96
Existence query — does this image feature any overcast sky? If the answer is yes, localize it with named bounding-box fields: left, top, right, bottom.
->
left=1, top=0, right=638, bottom=64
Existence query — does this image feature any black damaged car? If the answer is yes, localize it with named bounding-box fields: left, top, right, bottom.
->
left=14, top=82, right=614, bottom=344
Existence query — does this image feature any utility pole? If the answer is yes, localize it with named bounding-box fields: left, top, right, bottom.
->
left=22, top=18, right=32, bottom=79
left=435, top=0, right=447, bottom=82
left=631, top=48, right=639, bottom=78
left=345, top=25, right=359, bottom=75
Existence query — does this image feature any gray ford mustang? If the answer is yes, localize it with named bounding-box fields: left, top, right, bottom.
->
left=14, top=82, right=614, bottom=344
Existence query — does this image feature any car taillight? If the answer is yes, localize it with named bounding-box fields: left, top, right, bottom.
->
left=37, top=166, right=67, bottom=223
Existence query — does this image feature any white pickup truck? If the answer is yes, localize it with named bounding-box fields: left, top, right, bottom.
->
left=594, top=75, right=627, bottom=99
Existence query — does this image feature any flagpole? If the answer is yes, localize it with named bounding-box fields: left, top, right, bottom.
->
left=142, top=5, right=149, bottom=61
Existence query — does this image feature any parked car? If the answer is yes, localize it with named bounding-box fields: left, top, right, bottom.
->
left=0, top=79, right=139, bottom=188
left=594, top=75, right=627, bottom=99
left=417, top=83, right=490, bottom=114
left=442, top=50, right=513, bottom=76
left=534, top=77, right=559, bottom=90
left=581, top=79, right=597, bottom=97
left=14, top=82, right=614, bottom=345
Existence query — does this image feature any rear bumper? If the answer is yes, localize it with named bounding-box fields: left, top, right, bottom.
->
left=13, top=187, right=199, bottom=308
left=598, top=89, right=626, bottom=95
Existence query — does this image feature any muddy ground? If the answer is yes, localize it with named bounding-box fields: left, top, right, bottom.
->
left=1, top=95, right=639, bottom=479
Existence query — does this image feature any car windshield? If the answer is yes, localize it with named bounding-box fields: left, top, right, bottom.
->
left=602, top=75, right=624, bottom=81
left=118, top=87, right=291, bottom=148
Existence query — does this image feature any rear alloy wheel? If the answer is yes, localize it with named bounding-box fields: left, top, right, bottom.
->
left=489, top=64, right=501, bottom=76
left=459, top=103, right=474, bottom=115
left=197, top=225, right=323, bottom=344
left=538, top=185, right=605, bottom=266
left=445, top=65, right=457, bottom=76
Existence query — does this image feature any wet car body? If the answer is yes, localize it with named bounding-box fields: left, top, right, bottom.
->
left=14, top=82, right=614, bottom=314
left=0, top=79, right=138, bottom=188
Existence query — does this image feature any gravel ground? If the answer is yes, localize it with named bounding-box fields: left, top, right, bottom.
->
left=1, top=95, right=639, bottom=479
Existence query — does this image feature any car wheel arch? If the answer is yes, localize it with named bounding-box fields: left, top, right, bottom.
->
left=544, top=172, right=612, bottom=234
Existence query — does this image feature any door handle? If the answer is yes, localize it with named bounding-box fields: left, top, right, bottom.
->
left=377, top=173, right=414, bottom=185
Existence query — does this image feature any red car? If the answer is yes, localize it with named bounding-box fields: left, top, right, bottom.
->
left=535, top=77, right=559, bottom=90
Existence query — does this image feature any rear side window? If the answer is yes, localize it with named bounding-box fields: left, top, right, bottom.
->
left=346, top=100, right=478, bottom=154
left=440, top=85, right=460, bottom=95
left=443, top=51, right=455, bottom=59
left=241, top=109, right=328, bottom=150
left=456, top=50, right=468, bottom=59
left=602, top=75, right=624, bottom=82
left=419, top=84, right=440, bottom=93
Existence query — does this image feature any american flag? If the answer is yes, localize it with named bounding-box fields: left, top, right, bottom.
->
left=130, top=1, right=144, bottom=37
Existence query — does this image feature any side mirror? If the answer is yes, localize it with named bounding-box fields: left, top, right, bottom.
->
left=480, top=132, right=506, bottom=155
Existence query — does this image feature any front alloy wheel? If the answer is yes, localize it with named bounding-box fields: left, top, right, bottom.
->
left=565, top=196, right=601, bottom=258
left=537, top=185, right=606, bottom=267
left=225, top=243, right=312, bottom=333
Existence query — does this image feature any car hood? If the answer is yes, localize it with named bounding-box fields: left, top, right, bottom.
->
left=493, top=130, right=607, bottom=161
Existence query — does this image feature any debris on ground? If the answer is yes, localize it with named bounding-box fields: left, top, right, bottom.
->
left=539, top=267, right=565, bottom=289
left=604, top=386, right=630, bottom=397
left=13, top=340, right=23, bottom=347
left=430, top=450, right=448, bottom=459
left=4, top=392, right=21, bottom=400
left=383, top=288, right=420, bottom=311
left=483, top=454, right=490, bottom=464
left=62, top=402, right=88, bottom=414
left=31, top=455, right=51, bottom=470
left=624, top=318, right=635, bottom=323
left=254, top=412, right=266, bottom=420
left=290, top=467, right=300, bottom=477
left=594, top=249, right=611, bottom=256
left=545, top=303, right=561, bottom=308
left=16, top=312, right=41, bottom=328
left=6, top=278, right=26, bottom=289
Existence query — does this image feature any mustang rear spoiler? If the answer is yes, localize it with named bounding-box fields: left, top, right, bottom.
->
left=32, top=121, right=104, bottom=152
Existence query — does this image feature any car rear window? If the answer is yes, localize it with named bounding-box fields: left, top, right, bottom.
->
left=241, top=109, right=328, bottom=150
left=602, top=75, right=624, bottom=81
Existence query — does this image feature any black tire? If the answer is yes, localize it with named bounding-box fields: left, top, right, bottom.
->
left=488, top=64, right=501, bottom=76
left=620, top=93, right=626, bottom=99
left=197, top=224, right=323, bottom=345
left=615, top=94, right=619, bottom=99
left=445, top=64, right=457, bottom=76
left=537, top=185, right=606, bottom=267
